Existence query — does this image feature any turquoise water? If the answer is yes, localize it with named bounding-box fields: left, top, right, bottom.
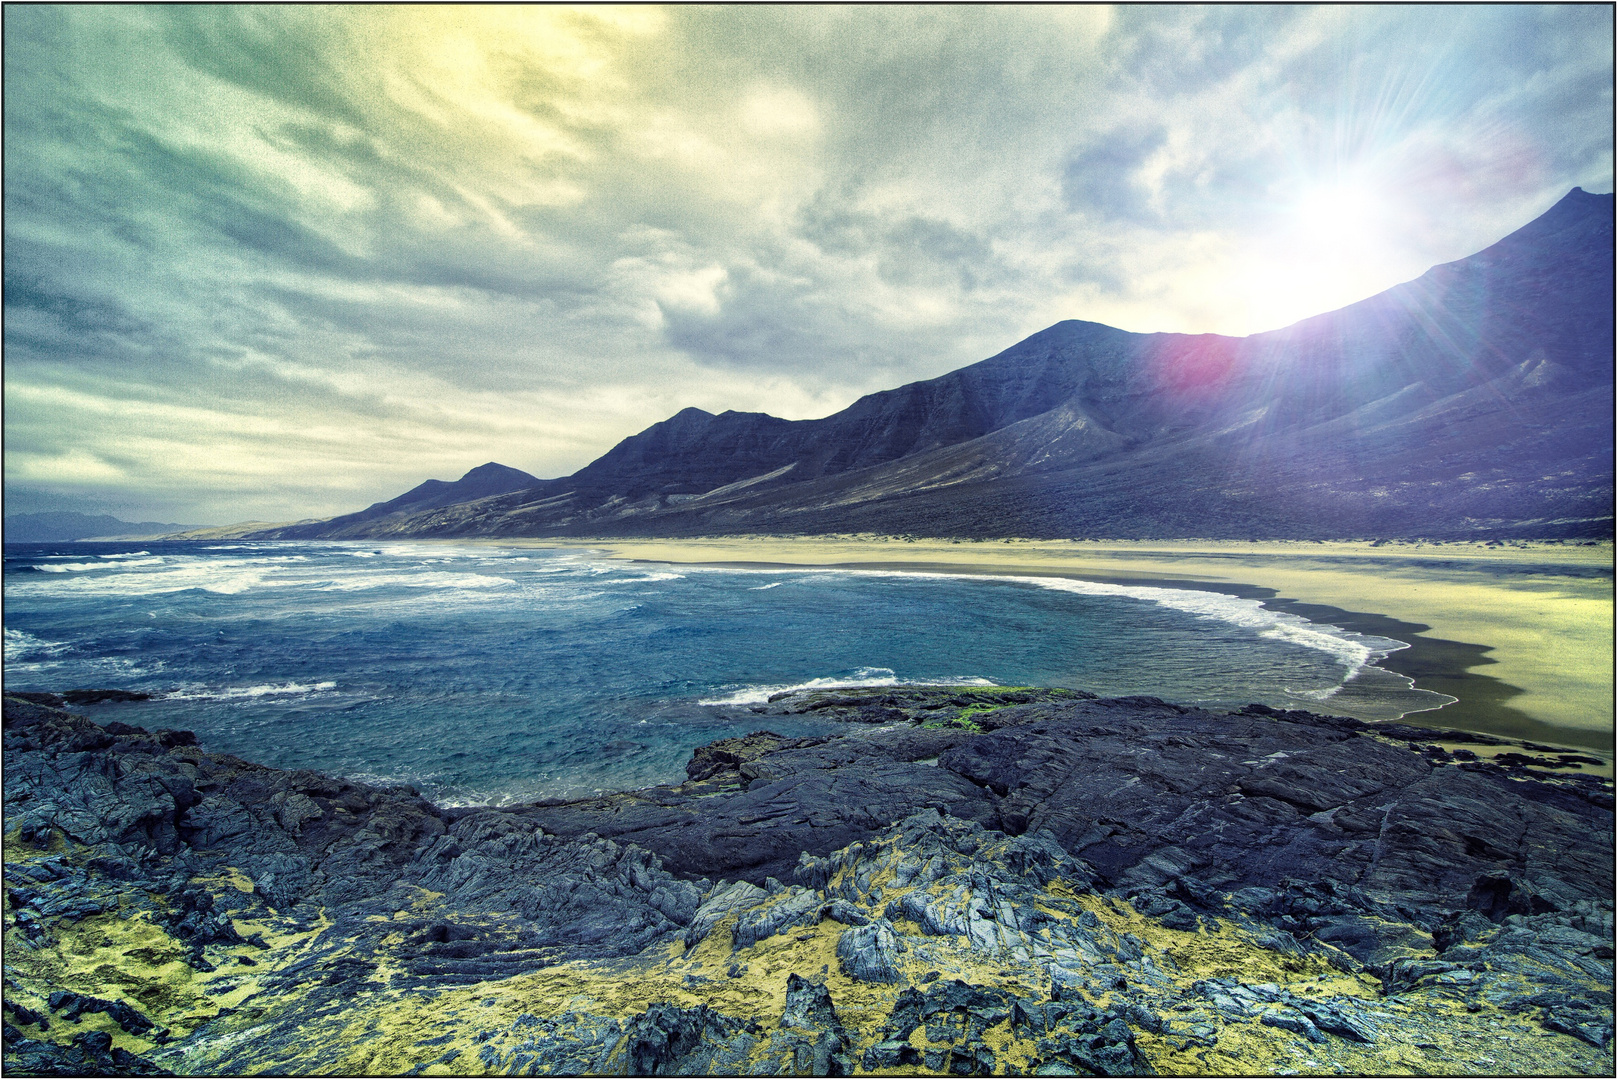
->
left=3, top=540, right=1449, bottom=804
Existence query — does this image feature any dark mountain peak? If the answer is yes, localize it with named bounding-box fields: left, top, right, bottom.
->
left=662, top=407, right=716, bottom=429
left=1440, top=187, right=1614, bottom=275
left=1047, top=318, right=1127, bottom=336
left=607, top=408, right=714, bottom=450
left=1551, top=185, right=1611, bottom=212
left=301, top=462, right=543, bottom=534
left=1001, top=319, right=1131, bottom=351
left=459, top=461, right=536, bottom=484
left=615, top=406, right=722, bottom=447
left=383, top=462, right=540, bottom=507
left=242, top=460, right=542, bottom=539
left=1510, top=185, right=1610, bottom=234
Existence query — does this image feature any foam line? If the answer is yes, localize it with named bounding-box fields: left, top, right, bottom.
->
left=700, top=667, right=996, bottom=706
left=161, top=681, right=338, bottom=702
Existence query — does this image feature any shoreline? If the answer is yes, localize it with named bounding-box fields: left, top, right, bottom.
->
left=486, top=536, right=1615, bottom=756
left=13, top=533, right=1609, bottom=754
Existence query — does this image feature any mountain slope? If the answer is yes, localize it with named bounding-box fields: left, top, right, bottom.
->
left=253, top=188, right=1614, bottom=541
left=269, top=462, right=541, bottom=540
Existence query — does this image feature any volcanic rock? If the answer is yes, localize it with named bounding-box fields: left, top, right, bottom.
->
left=3, top=689, right=1612, bottom=1075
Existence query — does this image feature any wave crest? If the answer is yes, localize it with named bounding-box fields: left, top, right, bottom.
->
left=700, top=668, right=996, bottom=706
left=161, top=681, right=338, bottom=702
left=4, top=627, right=72, bottom=663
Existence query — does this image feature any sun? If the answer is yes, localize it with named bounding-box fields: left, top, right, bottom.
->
left=1291, top=182, right=1382, bottom=249
left=1224, top=179, right=1398, bottom=332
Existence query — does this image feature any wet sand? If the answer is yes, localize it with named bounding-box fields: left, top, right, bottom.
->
left=494, top=536, right=1614, bottom=755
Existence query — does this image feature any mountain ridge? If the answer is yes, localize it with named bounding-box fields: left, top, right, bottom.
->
left=269, top=461, right=543, bottom=538
left=250, top=188, right=1614, bottom=542
left=4, top=512, right=195, bottom=543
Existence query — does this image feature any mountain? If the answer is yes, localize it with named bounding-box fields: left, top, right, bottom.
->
left=265, top=462, right=542, bottom=540
left=252, top=188, right=1614, bottom=541
left=3, top=512, right=193, bottom=542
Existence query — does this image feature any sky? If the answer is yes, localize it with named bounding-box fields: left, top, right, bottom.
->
left=4, top=5, right=1612, bottom=526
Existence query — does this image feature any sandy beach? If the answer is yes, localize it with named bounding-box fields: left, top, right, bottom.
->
left=490, top=536, right=1614, bottom=754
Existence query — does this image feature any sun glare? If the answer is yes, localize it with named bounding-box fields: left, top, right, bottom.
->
left=1292, top=183, right=1380, bottom=247
left=1228, top=179, right=1399, bottom=332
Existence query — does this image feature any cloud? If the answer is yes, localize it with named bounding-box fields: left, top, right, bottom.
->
left=1062, top=127, right=1171, bottom=222
left=2, top=5, right=1610, bottom=523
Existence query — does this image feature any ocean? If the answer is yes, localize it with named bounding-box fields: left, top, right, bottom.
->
left=3, top=540, right=1452, bottom=805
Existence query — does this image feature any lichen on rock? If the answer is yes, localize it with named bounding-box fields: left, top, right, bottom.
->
left=3, top=688, right=1613, bottom=1076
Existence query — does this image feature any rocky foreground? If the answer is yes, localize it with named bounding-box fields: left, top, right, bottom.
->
left=2, top=687, right=1613, bottom=1076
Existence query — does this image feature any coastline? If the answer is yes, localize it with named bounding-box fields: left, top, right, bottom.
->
left=486, top=536, right=1615, bottom=756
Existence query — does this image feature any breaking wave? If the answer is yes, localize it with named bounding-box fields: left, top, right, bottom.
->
left=4, top=628, right=72, bottom=663
left=700, top=667, right=997, bottom=706
left=160, top=681, right=339, bottom=702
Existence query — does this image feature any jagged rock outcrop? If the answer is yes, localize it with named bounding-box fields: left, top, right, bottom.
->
left=2, top=695, right=704, bottom=974
left=836, top=920, right=903, bottom=983
left=3, top=689, right=1612, bottom=1075
left=519, top=690, right=1615, bottom=943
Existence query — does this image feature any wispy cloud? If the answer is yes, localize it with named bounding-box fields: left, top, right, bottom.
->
left=4, top=5, right=1610, bottom=523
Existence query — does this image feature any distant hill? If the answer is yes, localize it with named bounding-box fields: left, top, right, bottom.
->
left=249, top=188, right=1615, bottom=542
left=261, top=462, right=543, bottom=540
left=4, top=512, right=193, bottom=542
left=155, top=521, right=320, bottom=541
